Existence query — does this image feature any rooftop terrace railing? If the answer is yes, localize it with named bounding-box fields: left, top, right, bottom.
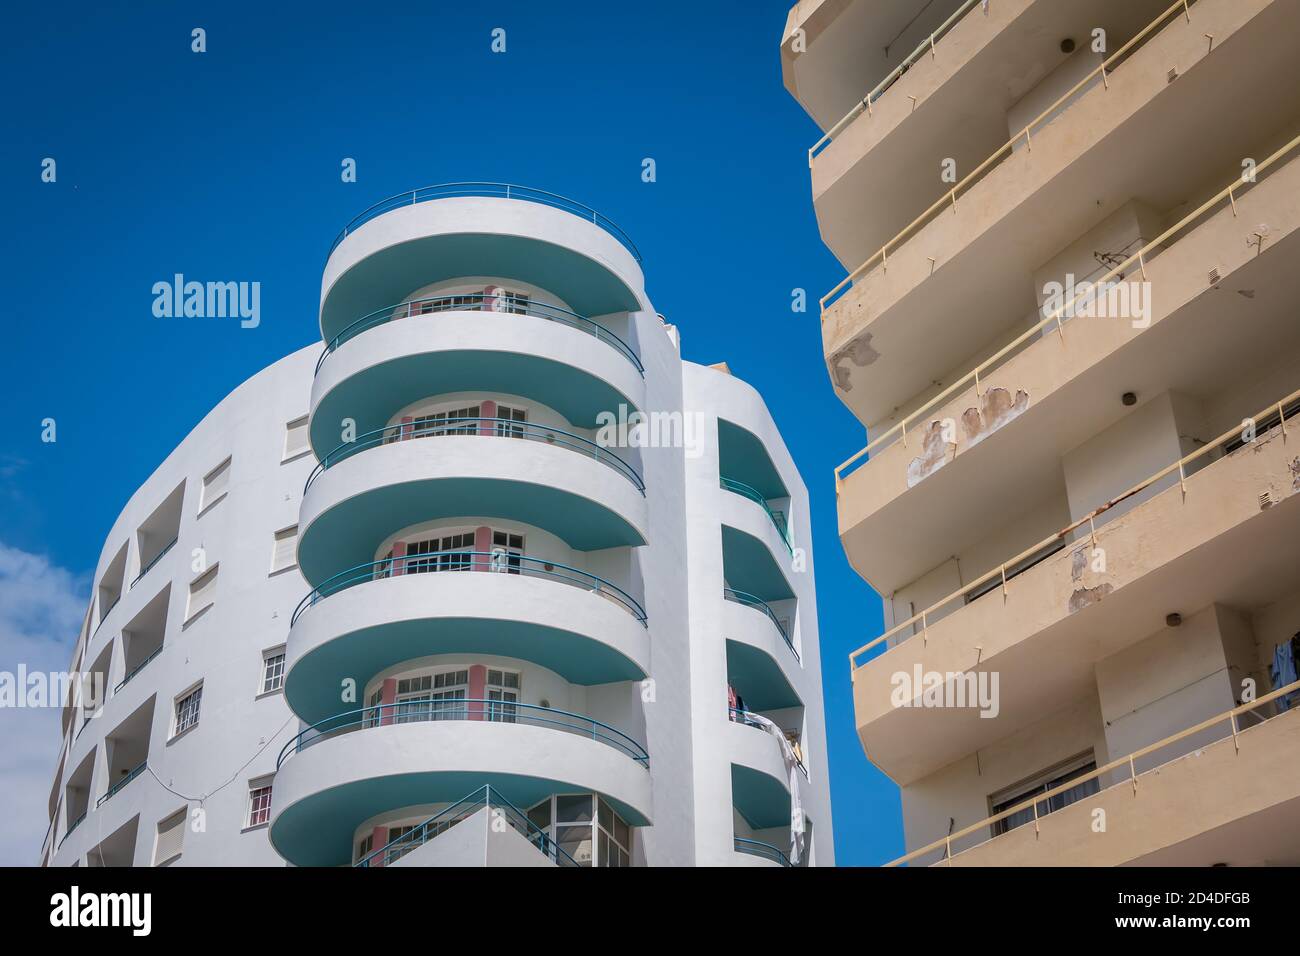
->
left=355, top=784, right=580, bottom=868
left=328, top=182, right=642, bottom=263
left=849, top=384, right=1300, bottom=671
left=834, top=127, right=1300, bottom=487
left=290, top=554, right=647, bottom=628
left=276, top=700, right=650, bottom=770
left=889, top=677, right=1300, bottom=866
left=304, top=418, right=645, bottom=495
left=821, top=0, right=1203, bottom=312
left=315, top=292, right=643, bottom=376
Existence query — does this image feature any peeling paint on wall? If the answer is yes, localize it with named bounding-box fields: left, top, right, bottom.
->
left=828, top=333, right=879, bottom=392
left=1068, top=583, right=1113, bottom=614
left=906, top=421, right=956, bottom=487
left=963, top=387, right=1030, bottom=450
left=1290, top=456, right=1300, bottom=493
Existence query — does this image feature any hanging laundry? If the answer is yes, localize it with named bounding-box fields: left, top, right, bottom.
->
left=1270, top=638, right=1298, bottom=712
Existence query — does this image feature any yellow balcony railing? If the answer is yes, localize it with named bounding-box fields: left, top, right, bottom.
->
left=820, top=0, right=1201, bottom=312
left=886, top=678, right=1300, bottom=867
left=848, top=383, right=1298, bottom=671
left=834, top=127, right=1300, bottom=493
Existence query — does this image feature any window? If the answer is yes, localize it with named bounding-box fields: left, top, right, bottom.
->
left=282, top=416, right=310, bottom=461
left=526, top=793, right=633, bottom=867
left=173, top=684, right=203, bottom=737
left=260, top=648, right=286, bottom=694
left=246, top=780, right=273, bottom=827
left=989, top=753, right=1100, bottom=836
left=495, top=405, right=527, bottom=438
left=410, top=405, right=480, bottom=437
left=385, top=824, right=419, bottom=863
left=408, top=294, right=481, bottom=316
left=269, top=526, right=298, bottom=573
left=186, top=565, right=218, bottom=621
left=499, top=290, right=530, bottom=315
left=490, top=531, right=524, bottom=573
left=199, top=458, right=231, bottom=512
left=485, top=669, right=520, bottom=723
left=153, top=809, right=186, bottom=866
left=406, top=533, right=475, bottom=573
left=356, top=833, right=373, bottom=863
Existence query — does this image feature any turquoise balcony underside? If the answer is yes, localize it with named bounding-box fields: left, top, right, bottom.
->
left=731, top=764, right=792, bottom=831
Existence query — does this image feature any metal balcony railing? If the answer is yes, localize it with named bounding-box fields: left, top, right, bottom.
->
left=835, top=128, right=1300, bottom=485
left=114, top=646, right=163, bottom=694
left=277, top=700, right=650, bottom=770
left=328, top=182, right=642, bottom=263
left=721, top=477, right=792, bottom=554
left=290, top=554, right=647, bottom=627
left=850, top=384, right=1300, bottom=669
left=130, top=538, right=177, bottom=589
left=723, top=588, right=798, bottom=661
left=315, top=292, right=643, bottom=376
left=304, top=418, right=645, bottom=495
left=355, top=784, right=580, bottom=868
left=821, top=0, right=1205, bottom=310
left=96, top=762, right=146, bottom=809
left=890, top=678, right=1300, bottom=866
left=809, top=0, right=987, bottom=161
left=734, top=836, right=792, bottom=867
left=59, top=812, right=86, bottom=849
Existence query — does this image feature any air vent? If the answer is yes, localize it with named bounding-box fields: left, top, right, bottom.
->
left=1167, top=67, right=1179, bottom=83
left=1260, top=491, right=1274, bottom=510
left=1208, top=267, right=1221, bottom=286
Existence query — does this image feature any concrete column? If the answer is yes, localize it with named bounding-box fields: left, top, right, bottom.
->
left=468, top=664, right=487, bottom=721
left=379, top=678, right=398, bottom=727
left=391, top=540, right=407, bottom=576
left=473, top=525, right=492, bottom=572
left=479, top=399, right=497, bottom=436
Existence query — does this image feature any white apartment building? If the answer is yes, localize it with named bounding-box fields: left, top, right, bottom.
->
left=42, top=185, right=833, bottom=868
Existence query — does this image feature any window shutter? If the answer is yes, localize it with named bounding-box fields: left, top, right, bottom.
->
left=154, top=810, right=186, bottom=865
left=283, top=417, right=310, bottom=460
left=201, top=458, right=231, bottom=509
left=188, top=566, right=218, bottom=618
left=271, top=527, right=298, bottom=572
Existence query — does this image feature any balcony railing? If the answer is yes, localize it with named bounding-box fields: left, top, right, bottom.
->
left=315, top=291, right=643, bottom=376
left=114, top=646, right=163, bottom=694
left=835, top=128, right=1300, bottom=485
left=96, top=762, right=146, bottom=809
left=849, top=384, right=1300, bottom=670
left=730, top=708, right=809, bottom=778
left=59, top=812, right=86, bottom=849
left=734, top=837, right=792, bottom=867
left=721, top=477, right=792, bottom=555
left=304, top=418, right=645, bottom=495
left=328, top=182, right=642, bottom=263
left=809, top=0, right=986, bottom=161
left=723, top=588, right=798, bottom=661
left=355, top=784, right=580, bottom=868
left=290, top=555, right=647, bottom=627
left=821, top=0, right=1205, bottom=310
left=130, top=538, right=177, bottom=589
left=276, top=700, right=650, bottom=770
left=890, top=678, right=1300, bottom=866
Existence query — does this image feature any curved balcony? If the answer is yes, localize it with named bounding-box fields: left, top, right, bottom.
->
left=733, top=837, right=792, bottom=867
left=721, top=478, right=792, bottom=555
left=306, top=419, right=643, bottom=495
left=727, top=715, right=792, bottom=832
left=320, top=188, right=645, bottom=347
left=296, top=430, right=648, bottom=588
left=284, top=558, right=650, bottom=724
left=318, top=293, right=642, bottom=376
left=724, top=588, right=797, bottom=662
left=269, top=703, right=652, bottom=867
left=330, top=183, right=641, bottom=262
left=308, top=307, right=646, bottom=463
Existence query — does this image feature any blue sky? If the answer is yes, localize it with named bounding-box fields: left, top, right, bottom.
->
left=0, top=0, right=899, bottom=865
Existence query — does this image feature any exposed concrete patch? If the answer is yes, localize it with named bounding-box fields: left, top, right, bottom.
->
left=828, top=333, right=880, bottom=392
left=1291, top=456, right=1300, bottom=493
left=1070, top=545, right=1089, bottom=582
left=906, top=421, right=956, bottom=488
left=962, top=387, right=1029, bottom=449
left=1068, top=583, right=1113, bottom=614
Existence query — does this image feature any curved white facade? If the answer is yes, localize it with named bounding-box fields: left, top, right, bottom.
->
left=43, top=187, right=834, bottom=868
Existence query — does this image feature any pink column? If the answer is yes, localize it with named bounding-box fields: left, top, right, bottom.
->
left=482, top=285, right=500, bottom=313
left=378, top=678, right=397, bottom=726
left=468, top=664, right=487, bottom=721
left=473, top=525, right=492, bottom=572
left=390, top=540, right=408, bottom=577
left=399, top=415, right=414, bottom=440
left=478, top=399, right=497, bottom=436
left=369, top=824, right=389, bottom=867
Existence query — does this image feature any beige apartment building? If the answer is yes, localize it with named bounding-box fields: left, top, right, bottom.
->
left=782, top=0, right=1300, bottom=865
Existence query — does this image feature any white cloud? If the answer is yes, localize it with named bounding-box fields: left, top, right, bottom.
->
left=0, top=543, right=88, bottom=866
